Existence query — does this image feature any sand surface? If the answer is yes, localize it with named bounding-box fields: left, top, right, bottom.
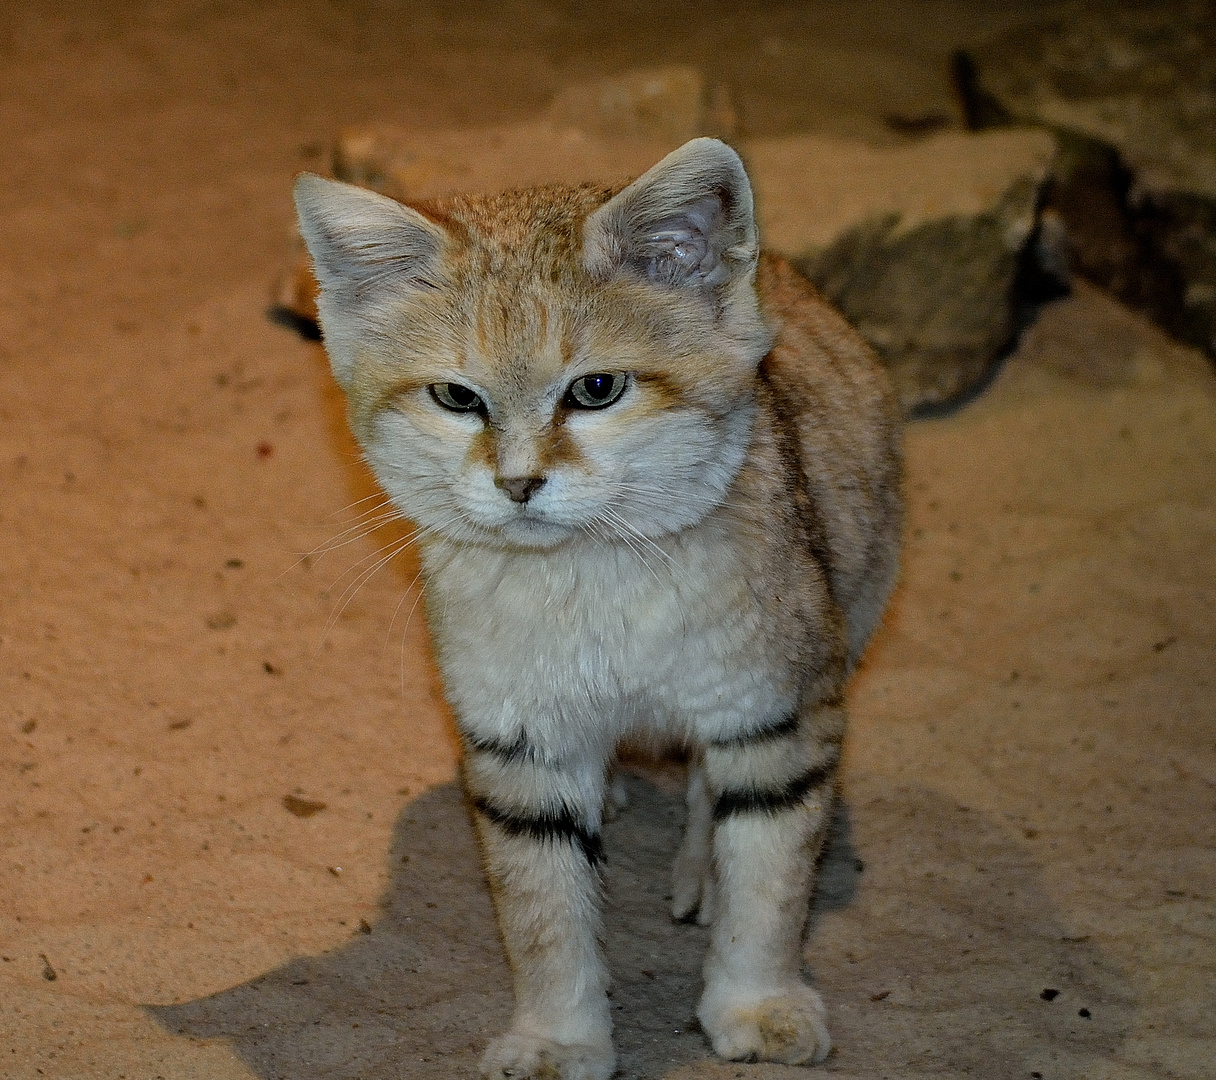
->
left=1, top=3, right=1212, bottom=1079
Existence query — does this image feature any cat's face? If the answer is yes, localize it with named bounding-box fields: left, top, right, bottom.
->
left=295, top=138, right=772, bottom=550
left=356, top=271, right=761, bottom=550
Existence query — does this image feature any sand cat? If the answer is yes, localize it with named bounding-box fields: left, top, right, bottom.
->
left=294, top=137, right=902, bottom=1079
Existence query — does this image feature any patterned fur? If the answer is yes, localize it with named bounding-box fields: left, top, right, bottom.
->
left=294, top=138, right=902, bottom=1079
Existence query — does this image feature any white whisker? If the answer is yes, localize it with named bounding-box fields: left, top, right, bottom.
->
left=324, top=491, right=395, bottom=521
left=613, top=480, right=725, bottom=511
left=602, top=502, right=681, bottom=572
left=323, top=532, right=420, bottom=636
left=385, top=564, right=427, bottom=652
left=595, top=505, right=664, bottom=583
left=315, top=520, right=426, bottom=587
left=305, top=510, right=408, bottom=555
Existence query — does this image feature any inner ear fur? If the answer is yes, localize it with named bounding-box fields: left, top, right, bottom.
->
left=582, top=138, right=759, bottom=294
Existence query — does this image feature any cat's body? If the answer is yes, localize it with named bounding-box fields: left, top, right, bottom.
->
left=295, top=139, right=902, bottom=1079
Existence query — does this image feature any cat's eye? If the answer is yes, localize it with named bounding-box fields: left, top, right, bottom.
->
left=565, top=372, right=628, bottom=410
left=430, top=382, right=484, bottom=413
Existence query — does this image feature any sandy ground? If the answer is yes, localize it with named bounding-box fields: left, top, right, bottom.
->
left=1, top=3, right=1213, bottom=1079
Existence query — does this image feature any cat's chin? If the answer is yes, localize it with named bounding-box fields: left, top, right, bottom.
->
left=476, top=517, right=578, bottom=551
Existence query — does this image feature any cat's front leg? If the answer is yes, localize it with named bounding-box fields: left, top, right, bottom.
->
left=695, top=701, right=843, bottom=1066
left=463, top=732, right=615, bottom=1080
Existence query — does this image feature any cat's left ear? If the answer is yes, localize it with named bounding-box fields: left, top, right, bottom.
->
left=293, top=174, right=448, bottom=389
left=582, top=138, right=759, bottom=297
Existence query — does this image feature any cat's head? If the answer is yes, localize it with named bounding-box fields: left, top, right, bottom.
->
left=294, top=137, right=772, bottom=550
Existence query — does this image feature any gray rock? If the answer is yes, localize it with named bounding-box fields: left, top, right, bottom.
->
left=329, top=119, right=675, bottom=202
left=330, top=65, right=734, bottom=201
left=961, top=1, right=1216, bottom=358
left=547, top=65, right=737, bottom=144
left=746, top=130, right=1058, bottom=412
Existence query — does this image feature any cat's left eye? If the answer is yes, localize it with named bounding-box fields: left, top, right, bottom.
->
left=565, top=372, right=628, bottom=410
left=429, top=382, right=484, bottom=412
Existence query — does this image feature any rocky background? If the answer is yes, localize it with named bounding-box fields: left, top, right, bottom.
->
left=956, top=0, right=1216, bottom=364
left=1, top=3, right=1213, bottom=1079
left=280, top=0, right=1216, bottom=411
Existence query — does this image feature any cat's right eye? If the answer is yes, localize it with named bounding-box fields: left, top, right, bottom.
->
left=429, top=383, right=484, bottom=413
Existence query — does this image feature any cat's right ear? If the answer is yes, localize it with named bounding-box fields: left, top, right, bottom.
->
left=293, top=174, right=446, bottom=388
left=581, top=138, right=759, bottom=299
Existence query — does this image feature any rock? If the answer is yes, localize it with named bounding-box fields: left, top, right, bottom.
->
left=329, top=119, right=676, bottom=201
left=280, top=70, right=1059, bottom=413
left=957, top=1, right=1216, bottom=359
left=548, top=65, right=737, bottom=144
left=746, top=129, right=1058, bottom=412
left=328, top=65, right=734, bottom=201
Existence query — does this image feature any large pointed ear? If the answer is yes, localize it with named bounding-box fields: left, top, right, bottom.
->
left=293, top=174, right=447, bottom=388
left=582, top=138, right=759, bottom=297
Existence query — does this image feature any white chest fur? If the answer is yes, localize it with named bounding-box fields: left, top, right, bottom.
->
left=420, top=523, right=801, bottom=758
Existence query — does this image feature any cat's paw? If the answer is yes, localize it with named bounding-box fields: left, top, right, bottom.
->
left=698, top=985, right=831, bottom=1065
left=479, top=1031, right=615, bottom=1080
left=670, top=866, right=715, bottom=925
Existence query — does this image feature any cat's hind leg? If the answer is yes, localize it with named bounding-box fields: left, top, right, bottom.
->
left=603, top=766, right=629, bottom=822
left=695, top=701, right=842, bottom=1065
left=463, top=734, right=615, bottom=1080
left=671, top=757, right=716, bottom=925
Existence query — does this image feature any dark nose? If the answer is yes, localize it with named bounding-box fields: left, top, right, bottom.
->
left=496, top=475, right=546, bottom=503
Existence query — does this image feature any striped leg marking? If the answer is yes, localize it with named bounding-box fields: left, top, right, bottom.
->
left=705, top=704, right=841, bottom=822
left=462, top=728, right=614, bottom=1079
left=697, top=703, right=843, bottom=1066
left=712, top=757, right=838, bottom=821
left=462, top=727, right=605, bottom=865
left=473, top=796, right=604, bottom=866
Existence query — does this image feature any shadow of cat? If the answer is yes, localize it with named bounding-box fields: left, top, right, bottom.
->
left=148, top=776, right=1131, bottom=1079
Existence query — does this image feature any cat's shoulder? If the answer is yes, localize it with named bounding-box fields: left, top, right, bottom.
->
left=756, top=254, right=868, bottom=368
left=754, top=252, right=896, bottom=418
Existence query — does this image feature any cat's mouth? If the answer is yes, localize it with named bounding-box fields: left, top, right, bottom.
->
left=478, top=501, right=579, bottom=549
left=494, top=515, right=576, bottom=549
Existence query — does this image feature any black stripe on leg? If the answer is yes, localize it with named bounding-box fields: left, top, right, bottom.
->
left=463, top=729, right=535, bottom=764
left=473, top=797, right=604, bottom=867
left=711, top=761, right=837, bottom=822
left=709, top=694, right=846, bottom=750
left=709, top=712, right=800, bottom=748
